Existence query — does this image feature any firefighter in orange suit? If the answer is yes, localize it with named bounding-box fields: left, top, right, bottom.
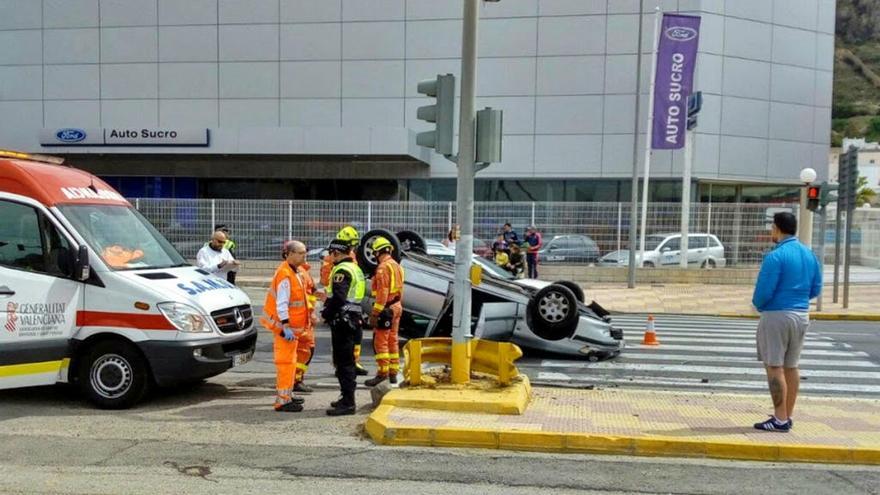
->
left=364, top=236, right=404, bottom=387
left=320, top=225, right=369, bottom=376
left=260, top=240, right=310, bottom=412
left=293, top=260, right=318, bottom=394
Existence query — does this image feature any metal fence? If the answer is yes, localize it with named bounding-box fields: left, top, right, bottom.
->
left=130, top=198, right=874, bottom=267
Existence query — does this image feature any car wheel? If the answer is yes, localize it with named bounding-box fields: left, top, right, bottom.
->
left=356, top=229, right=401, bottom=277
left=642, top=261, right=655, bottom=268
left=78, top=340, right=150, bottom=409
left=396, top=230, right=427, bottom=254
left=701, top=259, right=716, bottom=269
left=526, top=284, right=580, bottom=341
left=552, top=280, right=585, bottom=303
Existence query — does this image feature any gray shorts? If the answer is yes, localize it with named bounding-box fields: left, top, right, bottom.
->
left=756, top=311, right=810, bottom=368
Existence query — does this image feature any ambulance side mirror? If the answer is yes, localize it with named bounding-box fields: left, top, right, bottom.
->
left=75, top=245, right=91, bottom=281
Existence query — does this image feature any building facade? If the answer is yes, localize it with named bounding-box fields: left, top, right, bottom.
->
left=0, top=0, right=834, bottom=201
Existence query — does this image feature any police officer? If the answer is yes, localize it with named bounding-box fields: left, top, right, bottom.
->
left=321, top=238, right=366, bottom=416
left=320, top=225, right=369, bottom=376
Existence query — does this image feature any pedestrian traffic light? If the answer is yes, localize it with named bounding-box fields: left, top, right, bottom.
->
left=806, top=185, right=821, bottom=212
left=686, top=91, right=702, bottom=131
left=819, top=181, right=838, bottom=208
left=416, top=74, right=456, bottom=156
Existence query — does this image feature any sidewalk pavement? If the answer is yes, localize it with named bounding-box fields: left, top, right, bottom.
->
left=367, top=386, right=880, bottom=465
left=587, top=283, right=880, bottom=320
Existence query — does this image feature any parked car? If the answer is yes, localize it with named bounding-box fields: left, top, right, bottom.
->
left=599, top=233, right=726, bottom=268
left=358, top=230, right=623, bottom=360
left=472, top=237, right=494, bottom=258
left=537, top=234, right=601, bottom=263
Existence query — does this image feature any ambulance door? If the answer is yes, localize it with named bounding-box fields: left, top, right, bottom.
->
left=0, top=199, right=83, bottom=389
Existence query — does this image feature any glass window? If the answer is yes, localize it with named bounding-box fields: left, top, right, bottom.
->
left=59, top=205, right=186, bottom=271
left=645, top=235, right=666, bottom=251
left=0, top=200, right=73, bottom=277
left=708, top=236, right=721, bottom=247
left=688, top=235, right=708, bottom=249
left=661, top=237, right=680, bottom=251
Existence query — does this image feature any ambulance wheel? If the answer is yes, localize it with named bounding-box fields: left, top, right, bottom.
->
left=396, top=230, right=427, bottom=254
left=526, top=284, right=579, bottom=341
left=78, top=340, right=150, bottom=409
left=552, top=280, right=585, bottom=303
left=357, top=229, right=401, bottom=277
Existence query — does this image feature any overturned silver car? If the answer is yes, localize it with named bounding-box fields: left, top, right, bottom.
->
left=355, top=229, right=624, bottom=360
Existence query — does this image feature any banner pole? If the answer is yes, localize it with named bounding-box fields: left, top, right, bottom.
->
left=638, top=5, right=662, bottom=265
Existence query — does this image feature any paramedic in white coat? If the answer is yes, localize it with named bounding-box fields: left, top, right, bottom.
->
left=197, top=230, right=240, bottom=277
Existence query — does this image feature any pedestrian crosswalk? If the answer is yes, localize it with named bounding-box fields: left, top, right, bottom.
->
left=523, top=314, right=880, bottom=397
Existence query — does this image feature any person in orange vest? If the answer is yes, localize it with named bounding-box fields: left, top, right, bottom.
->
left=260, top=240, right=310, bottom=412
left=364, top=236, right=405, bottom=387
left=293, top=259, right=318, bottom=394
left=319, top=225, right=369, bottom=377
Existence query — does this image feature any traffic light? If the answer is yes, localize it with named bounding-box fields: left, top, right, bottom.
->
left=416, top=74, right=456, bottom=156
left=819, top=181, right=838, bottom=208
left=806, top=184, right=821, bottom=212
left=686, top=91, right=702, bottom=131
left=838, top=147, right=859, bottom=211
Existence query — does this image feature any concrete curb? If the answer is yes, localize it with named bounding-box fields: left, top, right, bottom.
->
left=380, top=377, right=531, bottom=415
left=716, top=312, right=880, bottom=321
left=365, top=405, right=880, bottom=465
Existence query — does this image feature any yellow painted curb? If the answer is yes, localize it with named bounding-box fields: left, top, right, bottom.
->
left=364, top=407, right=880, bottom=466
left=809, top=313, right=880, bottom=321
left=710, top=312, right=880, bottom=322
left=380, top=376, right=532, bottom=415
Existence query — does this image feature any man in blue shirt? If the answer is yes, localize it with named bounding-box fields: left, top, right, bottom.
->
left=751, top=212, right=822, bottom=432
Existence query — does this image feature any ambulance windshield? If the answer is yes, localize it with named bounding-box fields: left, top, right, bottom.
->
left=58, top=205, right=187, bottom=271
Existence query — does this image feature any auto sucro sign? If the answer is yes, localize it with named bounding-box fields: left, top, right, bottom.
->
left=39, top=128, right=209, bottom=146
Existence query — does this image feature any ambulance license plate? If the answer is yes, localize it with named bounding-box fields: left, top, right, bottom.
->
left=231, top=350, right=254, bottom=367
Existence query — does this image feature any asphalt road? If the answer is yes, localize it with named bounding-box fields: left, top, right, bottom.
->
left=2, top=373, right=880, bottom=495
left=1, top=289, right=879, bottom=493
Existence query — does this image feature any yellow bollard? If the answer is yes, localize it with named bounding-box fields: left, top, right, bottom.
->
left=409, top=340, right=422, bottom=386
left=498, top=343, right=509, bottom=385
left=451, top=340, right=471, bottom=384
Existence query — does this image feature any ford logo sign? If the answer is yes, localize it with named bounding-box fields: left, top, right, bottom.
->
left=56, top=128, right=86, bottom=143
left=666, top=26, right=698, bottom=42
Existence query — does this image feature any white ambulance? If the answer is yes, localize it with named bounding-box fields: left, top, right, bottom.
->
left=0, top=151, right=256, bottom=408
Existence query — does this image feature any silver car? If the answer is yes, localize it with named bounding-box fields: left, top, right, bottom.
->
left=600, top=233, right=726, bottom=269
left=357, top=231, right=624, bottom=360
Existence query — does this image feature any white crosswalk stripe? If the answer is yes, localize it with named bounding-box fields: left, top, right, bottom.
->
left=523, top=314, right=880, bottom=396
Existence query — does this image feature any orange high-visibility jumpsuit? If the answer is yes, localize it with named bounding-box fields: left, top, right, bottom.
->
left=260, top=260, right=308, bottom=408
left=295, top=263, right=317, bottom=385
left=321, top=252, right=367, bottom=372
left=370, top=252, right=404, bottom=378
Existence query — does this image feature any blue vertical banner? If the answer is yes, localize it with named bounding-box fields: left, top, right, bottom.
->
left=651, top=14, right=701, bottom=150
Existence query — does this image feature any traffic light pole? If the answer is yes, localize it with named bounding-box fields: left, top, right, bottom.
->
left=817, top=206, right=827, bottom=312
left=451, top=0, right=479, bottom=384
left=798, top=187, right=813, bottom=247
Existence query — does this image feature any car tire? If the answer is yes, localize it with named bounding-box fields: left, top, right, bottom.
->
left=78, top=340, right=150, bottom=410
left=396, top=230, right=427, bottom=254
left=642, top=261, right=655, bottom=268
left=357, top=229, right=401, bottom=277
left=701, top=259, right=716, bottom=269
left=526, top=284, right=580, bottom=341
left=552, top=280, right=585, bottom=303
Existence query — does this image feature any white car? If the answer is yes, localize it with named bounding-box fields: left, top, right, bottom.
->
left=600, top=233, right=727, bottom=269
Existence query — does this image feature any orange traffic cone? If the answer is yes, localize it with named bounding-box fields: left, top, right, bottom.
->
left=641, top=315, right=660, bottom=346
